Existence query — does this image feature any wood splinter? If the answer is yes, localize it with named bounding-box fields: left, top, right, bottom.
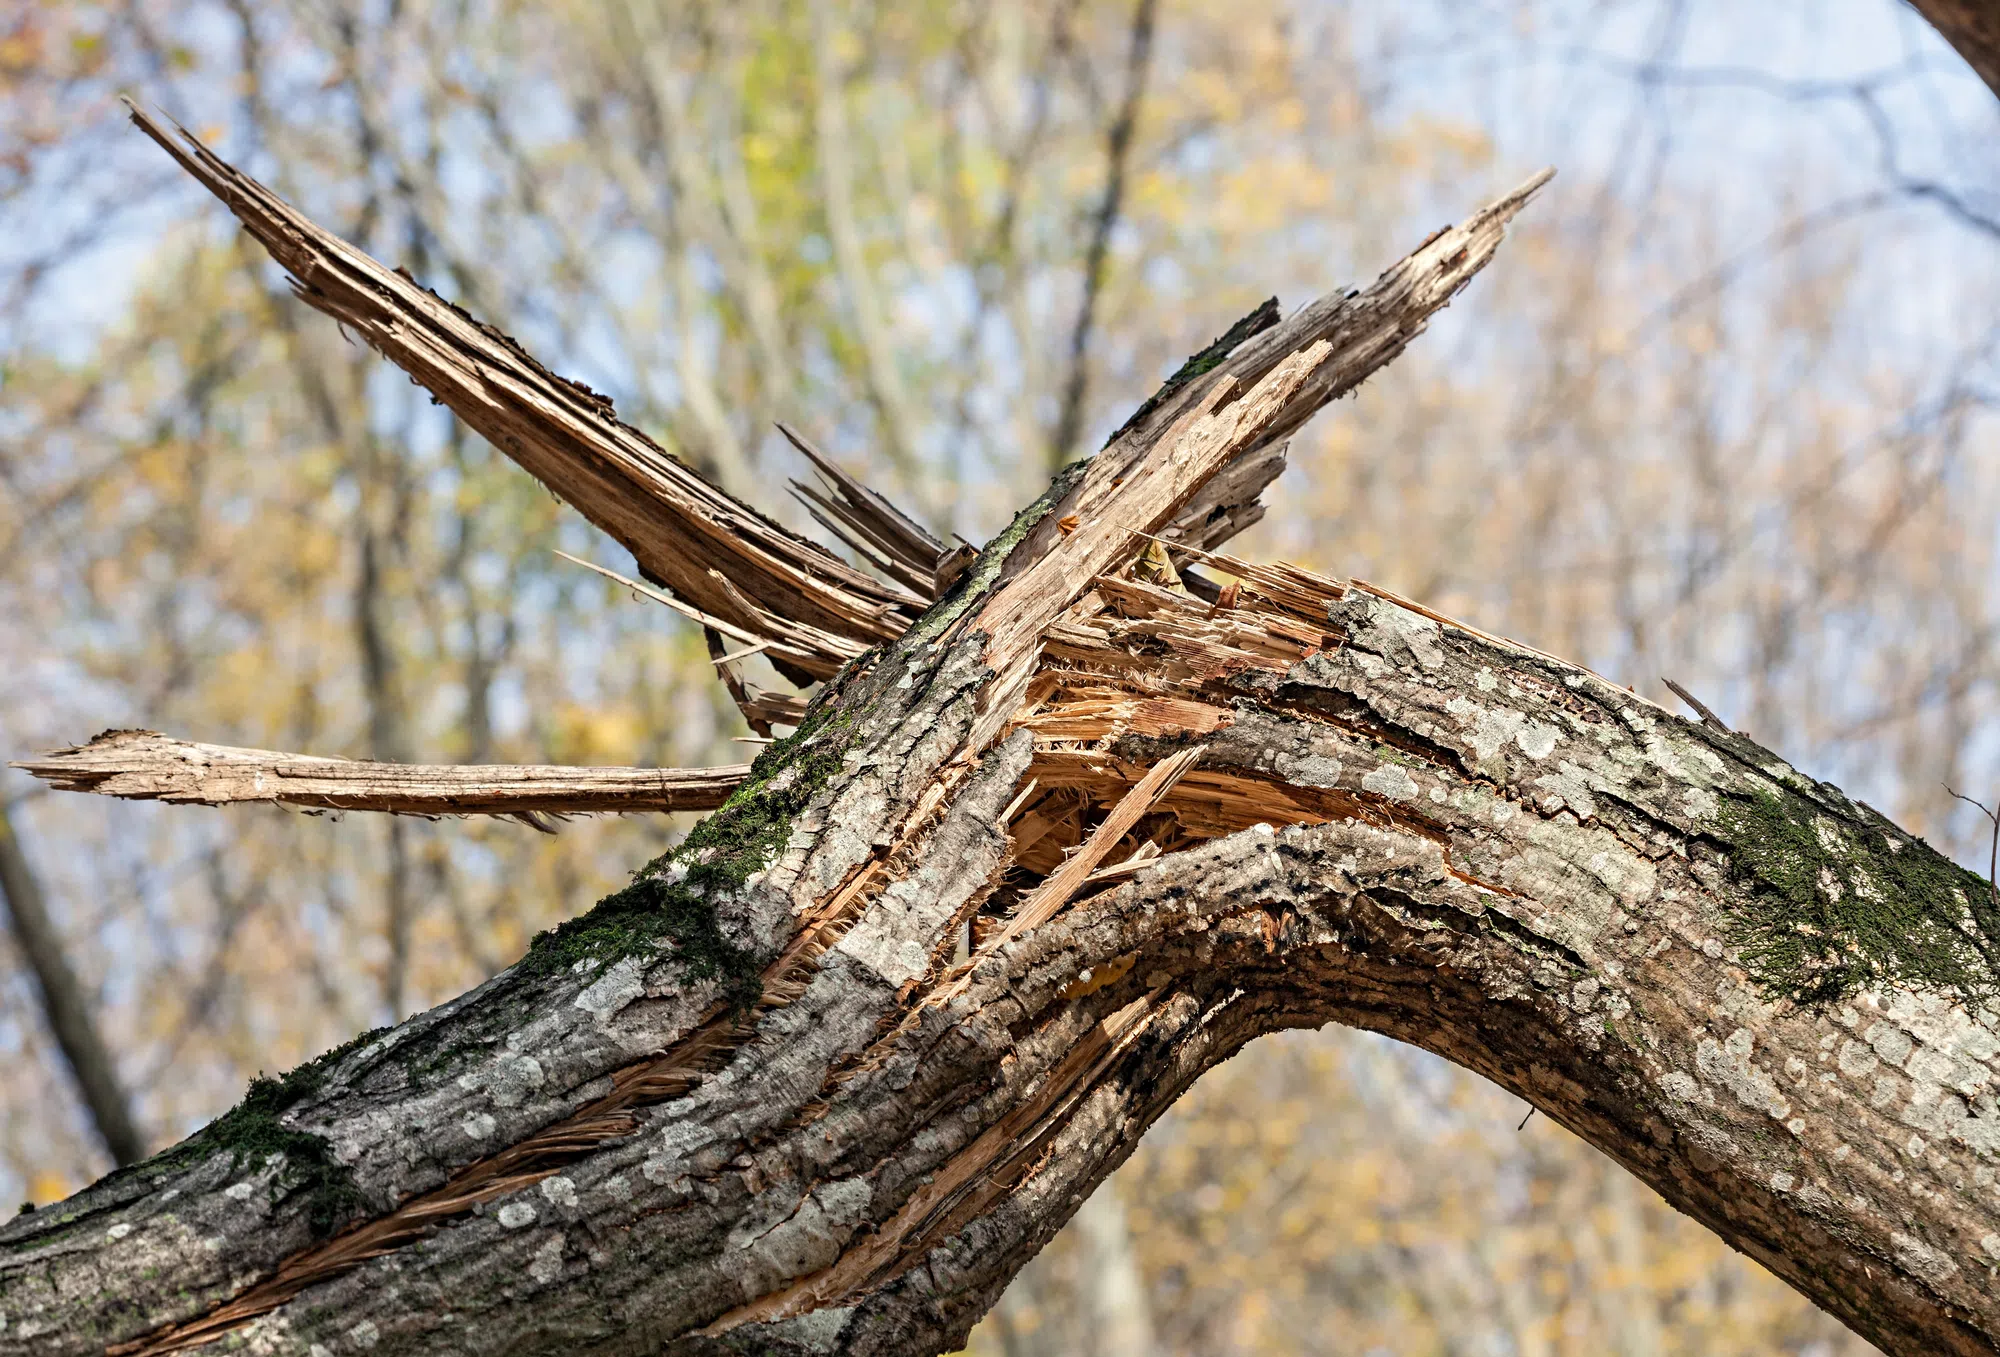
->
left=13, top=730, right=750, bottom=821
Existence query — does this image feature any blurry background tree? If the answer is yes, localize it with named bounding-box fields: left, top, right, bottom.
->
left=3, top=0, right=1997, bottom=1352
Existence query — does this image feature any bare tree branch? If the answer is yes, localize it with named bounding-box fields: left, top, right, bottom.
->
left=1049, top=0, right=1159, bottom=469
left=0, top=802, right=146, bottom=1167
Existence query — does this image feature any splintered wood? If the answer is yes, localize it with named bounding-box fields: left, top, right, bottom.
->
left=999, top=557, right=1355, bottom=865
left=124, top=103, right=909, bottom=690
left=13, top=730, right=750, bottom=823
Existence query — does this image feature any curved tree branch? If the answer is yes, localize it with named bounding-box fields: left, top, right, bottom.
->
left=19, top=71, right=2000, bottom=1357
left=0, top=168, right=1568, bottom=1357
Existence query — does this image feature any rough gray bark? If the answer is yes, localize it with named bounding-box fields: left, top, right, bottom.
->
left=5, top=102, right=2000, bottom=1357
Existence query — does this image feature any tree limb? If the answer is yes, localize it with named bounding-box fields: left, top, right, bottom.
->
left=14, top=730, right=750, bottom=821
left=0, top=803, right=147, bottom=1168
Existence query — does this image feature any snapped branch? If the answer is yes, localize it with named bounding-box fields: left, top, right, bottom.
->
left=125, top=102, right=907, bottom=684
left=14, top=730, right=749, bottom=824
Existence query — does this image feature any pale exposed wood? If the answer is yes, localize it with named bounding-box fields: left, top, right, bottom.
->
left=974, top=169, right=1552, bottom=692
left=778, top=422, right=944, bottom=599
left=1001, top=744, right=1205, bottom=942
left=124, top=103, right=907, bottom=682
left=14, top=730, right=750, bottom=819
left=555, top=551, right=869, bottom=678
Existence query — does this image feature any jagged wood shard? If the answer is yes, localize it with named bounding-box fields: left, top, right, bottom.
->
left=123, top=103, right=906, bottom=682
left=14, top=731, right=750, bottom=819
left=778, top=422, right=945, bottom=599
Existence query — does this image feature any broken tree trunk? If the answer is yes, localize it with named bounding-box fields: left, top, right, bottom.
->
left=5, top=110, right=2000, bottom=1357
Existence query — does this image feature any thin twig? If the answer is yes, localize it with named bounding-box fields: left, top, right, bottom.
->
left=1663, top=677, right=1730, bottom=731
left=1944, top=785, right=2000, bottom=915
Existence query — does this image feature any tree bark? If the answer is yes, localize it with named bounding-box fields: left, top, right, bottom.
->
left=7, top=105, right=2000, bottom=1357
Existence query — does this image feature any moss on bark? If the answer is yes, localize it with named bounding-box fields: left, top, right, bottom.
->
left=1717, top=781, right=2000, bottom=1006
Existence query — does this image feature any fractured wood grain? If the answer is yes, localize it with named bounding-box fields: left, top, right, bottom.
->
left=15, top=730, right=750, bottom=819
left=126, top=104, right=907, bottom=681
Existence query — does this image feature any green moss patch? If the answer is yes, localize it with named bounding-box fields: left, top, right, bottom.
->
left=1716, top=782, right=2000, bottom=1006
left=518, top=708, right=858, bottom=1004
left=135, top=1025, right=391, bottom=1239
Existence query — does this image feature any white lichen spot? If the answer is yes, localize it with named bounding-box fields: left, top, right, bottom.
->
left=603, top=1174, right=634, bottom=1202
left=1702, top=938, right=1725, bottom=960
left=1983, top=1233, right=2000, bottom=1262
left=1531, top=763, right=1597, bottom=820
left=1681, top=785, right=1719, bottom=824
left=1515, top=721, right=1560, bottom=760
left=1572, top=978, right=1600, bottom=1012
left=1274, top=751, right=1342, bottom=788
left=1771, top=1171, right=1795, bottom=1193
left=225, top=1182, right=255, bottom=1201
left=1696, top=1029, right=1791, bottom=1121
left=1355, top=600, right=1446, bottom=671
left=1867, top=1023, right=1915, bottom=1069
left=1907, top=1135, right=1928, bottom=1159
left=1251, top=822, right=1276, bottom=836
left=347, top=1319, right=381, bottom=1350
left=1492, top=801, right=1518, bottom=828
left=1660, top=1071, right=1700, bottom=1102
left=107, top=1222, right=133, bottom=1241
left=1475, top=667, right=1499, bottom=692
left=540, top=1176, right=578, bottom=1208
left=1891, top=1231, right=1960, bottom=1285
left=462, top=1112, right=496, bottom=1141
left=463, top=1052, right=547, bottom=1109
left=529, top=1233, right=566, bottom=1285
left=1787, top=1119, right=1806, bottom=1136
left=573, top=956, right=646, bottom=1024
left=498, top=1201, right=538, bottom=1229
left=1872, top=1077, right=1901, bottom=1110
left=1361, top=764, right=1420, bottom=802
